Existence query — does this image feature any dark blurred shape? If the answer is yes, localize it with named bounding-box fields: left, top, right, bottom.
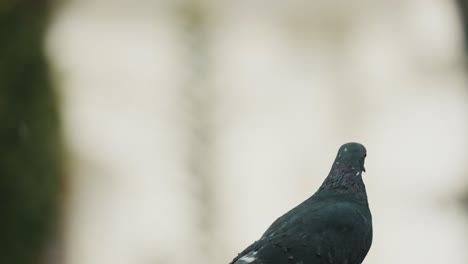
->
left=456, top=0, right=468, bottom=214
left=457, top=0, right=468, bottom=52
left=0, top=1, right=62, bottom=263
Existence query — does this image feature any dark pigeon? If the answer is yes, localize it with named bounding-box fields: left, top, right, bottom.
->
left=230, top=142, right=372, bottom=264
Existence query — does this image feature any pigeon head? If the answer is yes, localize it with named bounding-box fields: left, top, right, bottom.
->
left=319, top=142, right=368, bottom=195
left=334, top=142, right=367, bottom=172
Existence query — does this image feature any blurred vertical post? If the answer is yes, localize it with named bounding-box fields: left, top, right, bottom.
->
left=457, top=0, right=468, bottom=51
left=178, top=0, right=216, bottom=262
left=0, top=1, right=62, bottom=264
left=456, top=0, right=468, bottom=211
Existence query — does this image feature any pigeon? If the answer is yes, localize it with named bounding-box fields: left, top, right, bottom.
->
left=230, top=142, right=372, bottom=264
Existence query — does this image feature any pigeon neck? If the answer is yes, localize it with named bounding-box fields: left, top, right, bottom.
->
left=318, top=167, right=368, bottom=200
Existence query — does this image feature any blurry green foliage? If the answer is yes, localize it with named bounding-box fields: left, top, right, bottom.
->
left=0, top=0, right=62, bottom=263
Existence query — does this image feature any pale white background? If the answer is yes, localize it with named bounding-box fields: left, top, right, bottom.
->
left=47, top=1, right=468, bottom=264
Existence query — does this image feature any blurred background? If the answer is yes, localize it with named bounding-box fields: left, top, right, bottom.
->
left=2, top=0, right=468, bottom=264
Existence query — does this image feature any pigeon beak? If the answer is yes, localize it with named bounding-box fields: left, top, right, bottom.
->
left=362, top=165, right=366, bottom=172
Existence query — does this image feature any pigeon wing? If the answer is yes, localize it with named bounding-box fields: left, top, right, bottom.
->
left=232, top=198, right=372, bottom=264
